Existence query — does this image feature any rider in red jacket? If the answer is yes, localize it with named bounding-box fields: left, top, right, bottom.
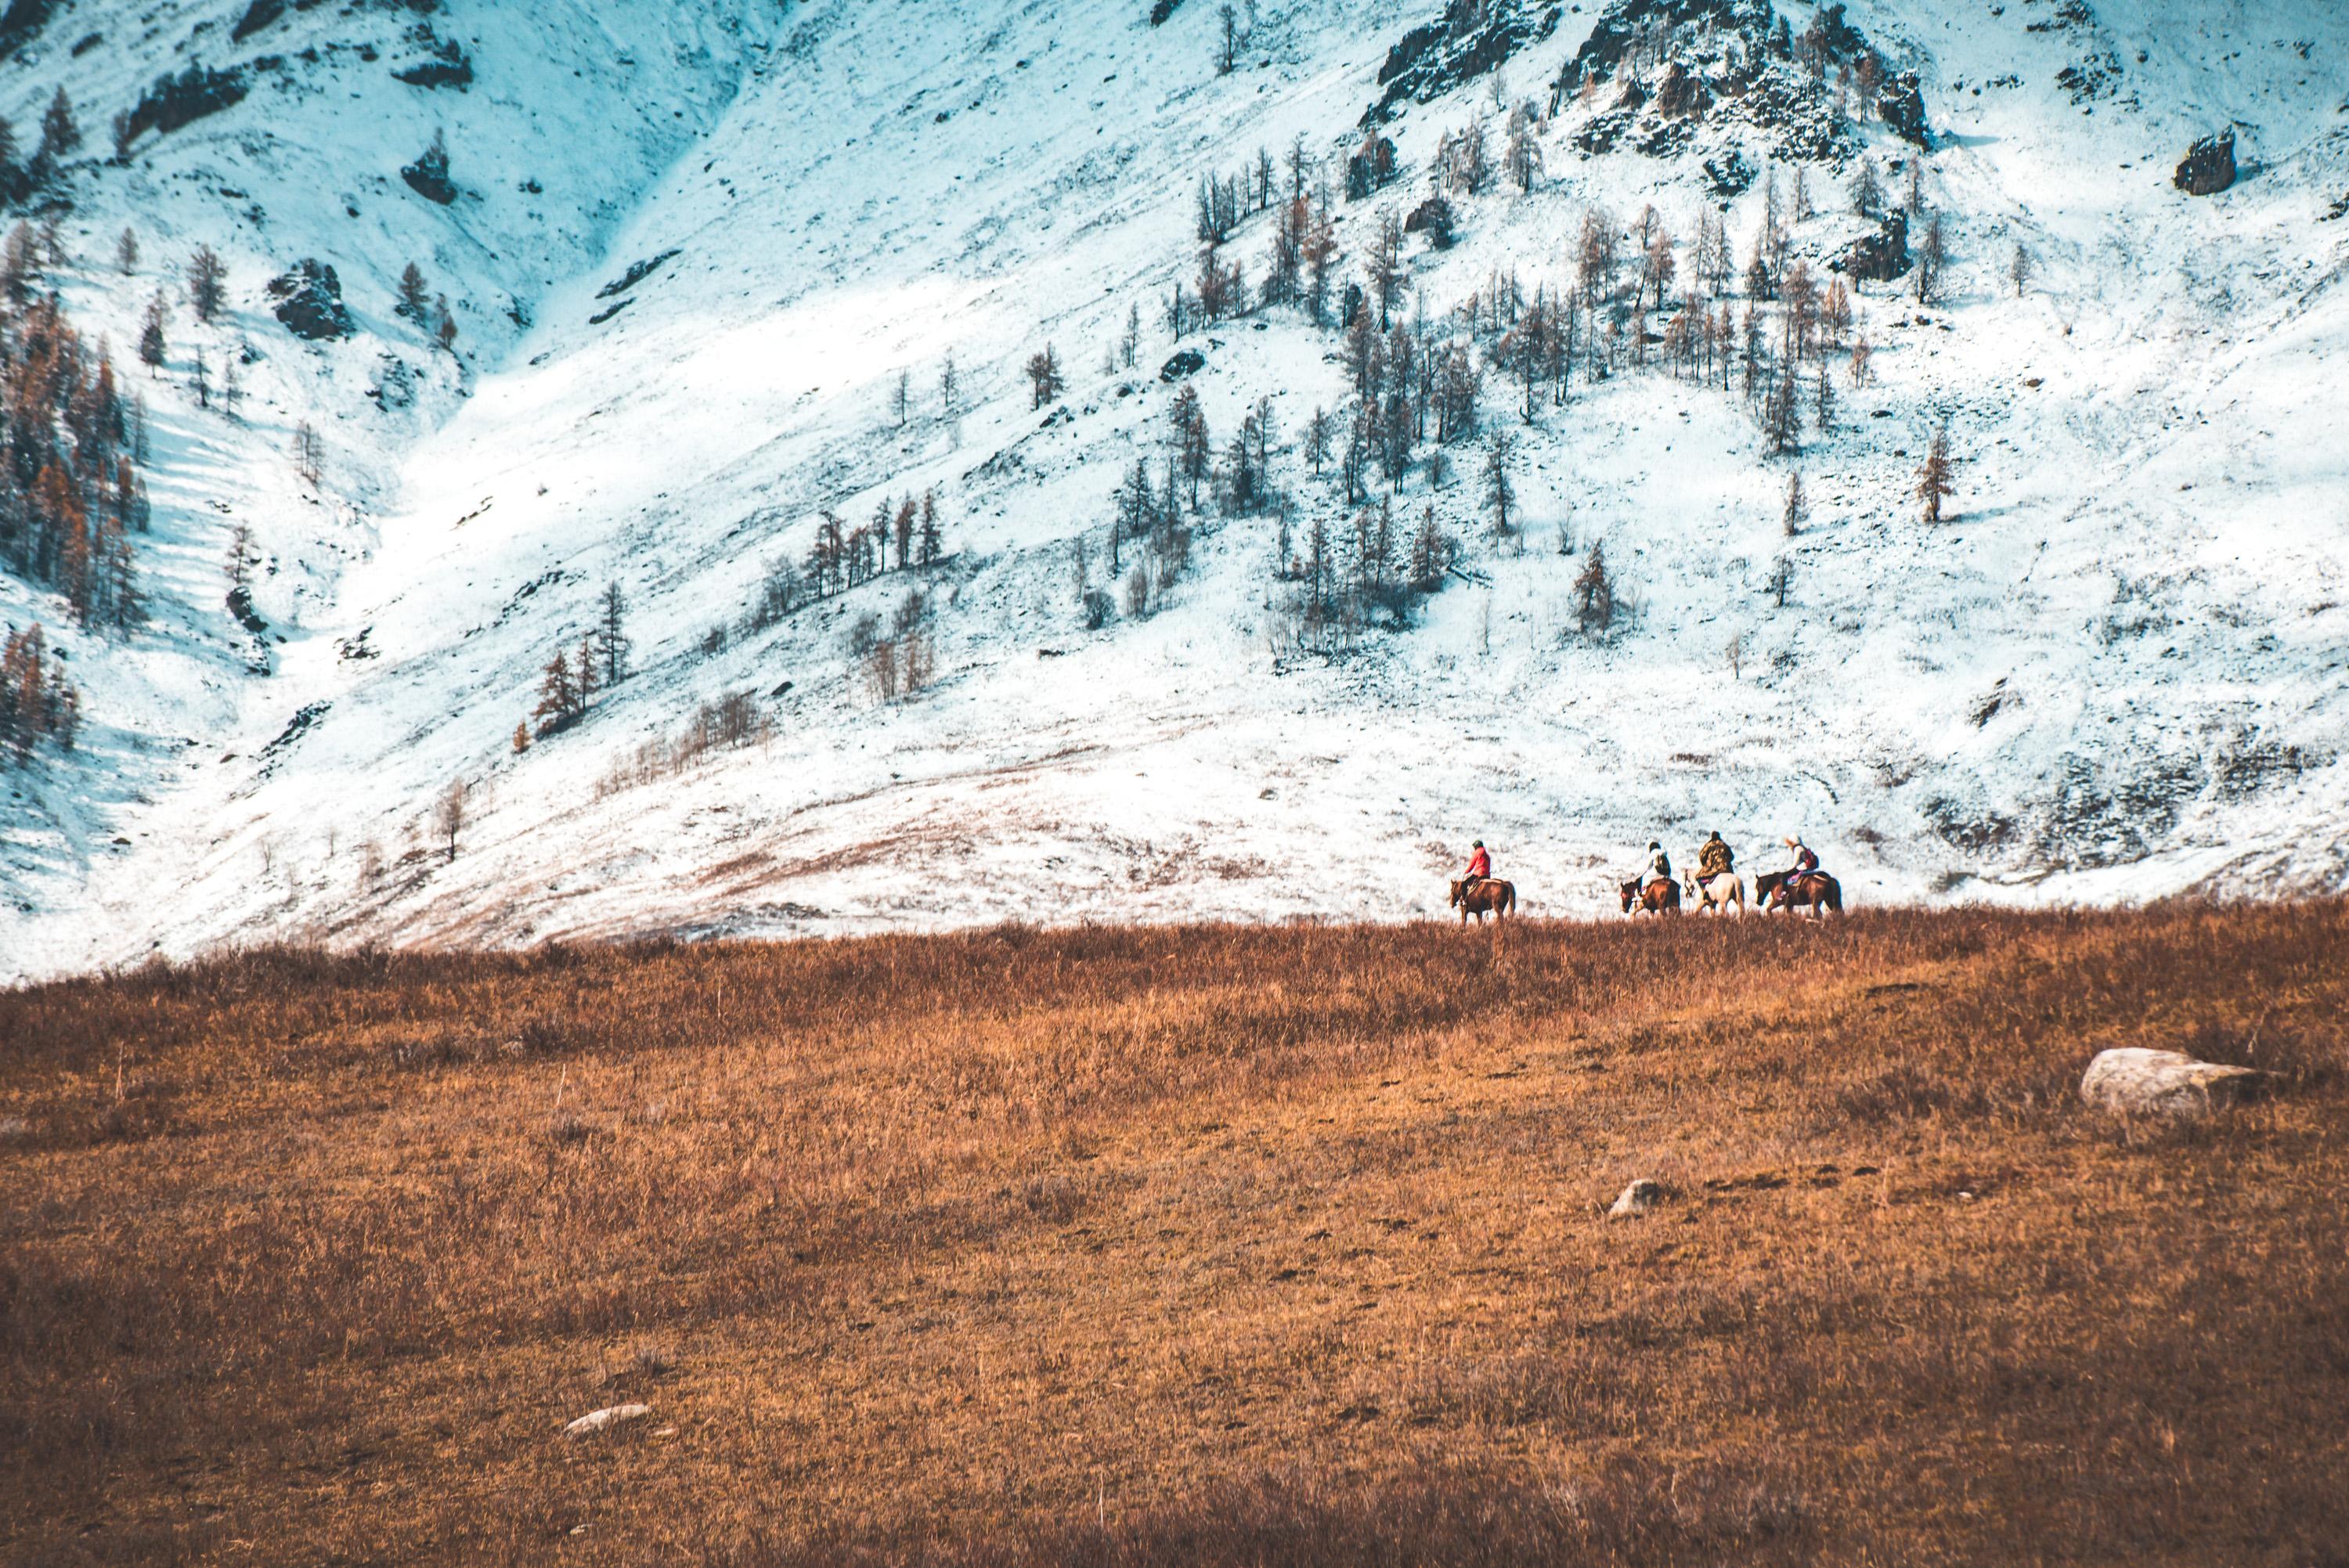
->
left=1465, top=840, right=1491, bottom=881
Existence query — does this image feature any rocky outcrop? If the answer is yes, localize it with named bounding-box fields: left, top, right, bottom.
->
left=402, top=137, right=457, bottom=205
left=2080, top=1047, right=2257, bottom=1117
left=1832, top=209, right=1910, bottom=283
left=1363, top=0, right=1564, bottom=126
left=2174, top=130, right=2235, bottom=196
left=1405, top=194, right=1457, bottom=249
left=1158, top=348, right=1205, bottom=383
left=1544, top=0, right=1899, bottom=168
left=265, top=260, right=354, bottom=341
left=1877, top=70, right=1929, bottom=146
left=121, top=63, right=247, bottom=149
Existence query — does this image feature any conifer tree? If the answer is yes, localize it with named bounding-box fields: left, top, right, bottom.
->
left=599, top=581, right=630, bottom=685
left=1783, top=470, right=1806, bottom=537
left=533, top=649, right=579, bottom=734
left=576, top=632, right=601, bottom=705
left=188, top=246, right=228, bottom=323
left=1572, top=540, right=1615, bottom=633
left=115, top=226, right=139, bottom=275
left=1024, top=343, right=1062, bottom=408
left=138, top=294, right=168, bottom=369
left=917, top=490, right=943, bottom=564
left=1916, top=422, right=1955, bottom=522
left=397, top=261, right=430, bottom=320
left=1813, top=364, right=1837, bottom=432
left=38, top=88, right=78, bottom=164
left=1482, top=427, right=1515, bottom=538
left=1763, top=362, right=1802, bottom=454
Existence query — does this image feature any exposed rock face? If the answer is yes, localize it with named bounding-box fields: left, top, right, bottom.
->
left=402, top=142, right=457, bottom=205
left=123, top=63, right=248, bottom=147
left=1608, top=1178, right=1663, bottom=1219
left=1833, top=209, right=1910, bottom=283
left=1877, top=70, right=1929, bottom=146
left=1405, top=194, right=1457, bottom=248
left=2080, top=1047, right=2258, bottom=1117
left=1542, top=0, right=1903, bottom=168
left=2174, top=130, right=2235, bottom=196
left=1363, top=0, right=1564, bottom=126
left=1158, top=348, right=1204, bottom=383
left=265, top=259, right=354, bottom=341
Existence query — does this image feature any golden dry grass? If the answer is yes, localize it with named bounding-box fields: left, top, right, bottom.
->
left=3, top=903, right=2346, bottom=1565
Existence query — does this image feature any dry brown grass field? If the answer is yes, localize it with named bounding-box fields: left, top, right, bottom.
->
left=3, top=903, right=2346, bottom=1566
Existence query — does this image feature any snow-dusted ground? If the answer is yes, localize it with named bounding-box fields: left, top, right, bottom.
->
left=4, top=0, right=2346, bottom=980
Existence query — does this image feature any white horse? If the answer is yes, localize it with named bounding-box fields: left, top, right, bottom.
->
left=1683, top=871, right=1745, bottom=915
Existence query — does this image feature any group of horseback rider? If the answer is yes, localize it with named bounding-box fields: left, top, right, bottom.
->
left=1449, top=832, right=1840, bottom=921
left=1644, top=831, right=1814, bottom=895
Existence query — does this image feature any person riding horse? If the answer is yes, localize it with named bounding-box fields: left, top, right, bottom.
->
left=1781, top=834, right=1820, bottom=885
left=1463, top=839, right=1491, bottom=890
left=1642, top=841, right=1672, bottom=896
left=1696, top=831, right=1734, bottom=890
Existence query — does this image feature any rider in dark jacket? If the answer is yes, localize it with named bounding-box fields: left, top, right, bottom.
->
left=1697, top=831, right=1734, bottom=885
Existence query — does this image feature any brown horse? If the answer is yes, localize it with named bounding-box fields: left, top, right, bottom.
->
left=1449, top=877, right=1516, bottom=924
left=1683, top=871, right=1745, bottom=914
left=1755, top=869, right=1842, bottom=917
left=1619, top=877, right=1680, bottom=917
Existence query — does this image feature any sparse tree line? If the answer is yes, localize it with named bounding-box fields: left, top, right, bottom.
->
left=522, top=582, right=630, bottom=741
left=593, top=690, right=770, bottom=799
left=0, top=287, right=153, bottom=632
left=0, top=88, right=88, bottom=207
left=803, top=490, right=947, bottom=601
left=849, top=588, right=936, bottom=704
left=1, top=622, right=79, bottom=765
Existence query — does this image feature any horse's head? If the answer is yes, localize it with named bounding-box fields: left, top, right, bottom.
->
left=1618, top=879, right=1637, bottom=912
left=1449, top=878, right=1465, bottom=907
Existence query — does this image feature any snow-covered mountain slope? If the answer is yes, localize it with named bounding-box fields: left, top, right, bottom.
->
left=5, top=0, right=2347, bottom=978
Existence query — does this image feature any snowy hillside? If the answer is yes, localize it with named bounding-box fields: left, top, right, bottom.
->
left=4, top=0, right=2346, bottom=978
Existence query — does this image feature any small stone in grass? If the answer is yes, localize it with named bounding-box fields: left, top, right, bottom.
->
left=565, top=1403, right=651, bottom=1437
left=2080, top=1047, right=2259, bottom=1118
left=1608, top=1179, right=1663, bottom=1220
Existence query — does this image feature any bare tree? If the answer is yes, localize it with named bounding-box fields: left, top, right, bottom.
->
left=434, top=779, right=469, bottom=862
left=188, top=246, right=228, bottom=323
left=1782, top=470, right=1806, bottom=536
left=1216, top=3, right=1239, bottom=74
left=1914, top=211, right=1947, bottom=304
left=939, top=351, right=959, bottom=416
left=292, top=422, right=323, bottom=488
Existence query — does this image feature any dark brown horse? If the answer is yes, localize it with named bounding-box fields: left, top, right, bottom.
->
left=1619, top=877, right=1680, bottom=917
left=1755, top=869, right=1843, bottom=917
left=1449, top=877, right=1516, bottom=924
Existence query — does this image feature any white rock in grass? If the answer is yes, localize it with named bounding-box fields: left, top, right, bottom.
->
left=2080, top=1048, right=2258, bottom=1118
left=565, top=1403, right=651, bottom=1437
left=1608, top=1179, right=1663, bottom=1219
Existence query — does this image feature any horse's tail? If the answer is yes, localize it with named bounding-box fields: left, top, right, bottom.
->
left=1501, top=882, right=1517, bottom=917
